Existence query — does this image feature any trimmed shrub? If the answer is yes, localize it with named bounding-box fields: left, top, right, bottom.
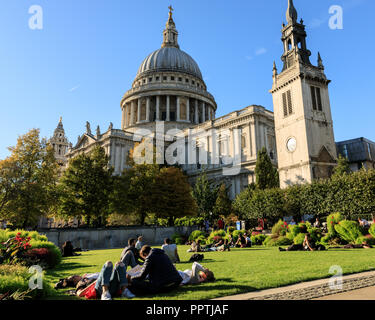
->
left=171, top=233, right=185, bottom=245
left=188, top=230, right=206, bottom=242
left=196, top=236, right=207, bottom=245
left=271, top=220, right=289, bottom=236
left=334, top=220, right=363, bottom=244
left=29, top=240, right=62, bottom=268
left=227, top=226, right=236, bottom=234
left=327, top=213, right=344, bottom=235
left=369, top=224, right=375, bottom=239
left=251, top=234, right=267, bottom=245
left=0, top=229, right=48, bottom=244
left=264, top=236, right=292, bottom=247
left=293, top=233, right=306, bottom=245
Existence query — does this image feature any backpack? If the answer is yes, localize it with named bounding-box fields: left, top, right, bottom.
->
left=189, top=254, right=204, bottom=262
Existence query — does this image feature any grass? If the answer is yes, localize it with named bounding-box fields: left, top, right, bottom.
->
left=45, top=246, right=375, bottom=300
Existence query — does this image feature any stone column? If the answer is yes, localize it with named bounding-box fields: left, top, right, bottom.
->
left=194, top=100, right=199, bottom=124
left=146, top=97, right=150, bottom=122
left=202, top=102, right=206, bottom=122
left=208, top=105, right=212, bottom=121
left=122, top=105, right=126, bottom=129
left=176, top=96, right=180, bottom=121
left=156, top=96, right=160, bottom=121
left=137, top=98, right=141, bottom=123
left=186, top=98, right=190, bottom=122
left=166, top=96, right=170, bottom=121
left=131, top=101, right=135, bottom=126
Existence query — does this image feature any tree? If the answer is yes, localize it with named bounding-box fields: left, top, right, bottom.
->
left=332, top=154, right=351, bottom=177
left=232, top=183, right=256, bottom=219
left=255, top=147, right=279, bottom=190
left=58, top=145, right=113, bottom=227
left=191, top=171, right=219, bottom=222
left=213, top=184, right=232, bottom=218
left=151, top=167, right=197, bottom=225
left=0, top=129, right=59, bottom=228
left=111, top=141, right=159, bottom=225
left=246, top=188, right=285, bottom=222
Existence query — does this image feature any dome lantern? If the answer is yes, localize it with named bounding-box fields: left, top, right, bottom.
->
left=162, top=6, right=179, bottom=49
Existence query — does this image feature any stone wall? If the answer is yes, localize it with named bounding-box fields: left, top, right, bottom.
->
left=37, top=226, right=197, bottom=250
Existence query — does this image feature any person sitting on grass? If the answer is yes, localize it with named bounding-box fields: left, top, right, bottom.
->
left=161, top=238, right=180, bottom=263
left=127, top=245, right=183, bottom=296
left=243, top=233, right=252, bottom=248
left=279, top=234, right=326, bottom=252
left=95, top=261, right=136, bottom=300
left=178, top=262, right=215, bottom=285
left=187, top=239, right=202, bottom=253
left=135, top=236, right=144, bottom=251
left=120, top=238, right=142, bottom=268
left=217, top=239, right=231, bottom=252
left=235, top=234, right=246, bottom=248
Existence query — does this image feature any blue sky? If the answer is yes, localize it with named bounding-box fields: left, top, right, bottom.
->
left=0, top=0, right=374, bottom=159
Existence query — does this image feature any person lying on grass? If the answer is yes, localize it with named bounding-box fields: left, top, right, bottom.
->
left=279, top=234, right=326, bottom=252
left=178, top=262, right=215, bottom=285
left=217, top=239, right=231, bottom=252
left=94, top=261, right=136, bottom=300
left=329, top=242, right=372, bottom=250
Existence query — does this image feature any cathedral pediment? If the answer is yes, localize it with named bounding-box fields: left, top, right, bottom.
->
left=74, top=134, right=97, bottom=149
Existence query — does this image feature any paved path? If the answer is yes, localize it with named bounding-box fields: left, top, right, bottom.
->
left=213, top=270, right=375, bottom=300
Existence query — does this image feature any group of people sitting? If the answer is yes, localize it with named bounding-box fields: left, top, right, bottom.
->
left=187, top=233, right=252, bottom=253
left=58, top=236, right=215, bottom=301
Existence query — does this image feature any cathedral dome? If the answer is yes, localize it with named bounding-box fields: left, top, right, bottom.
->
left=137, top=47, right=203, bottom=81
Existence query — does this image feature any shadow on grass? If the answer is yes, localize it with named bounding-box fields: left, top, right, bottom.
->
left=46, top=262, right=96, bottom=279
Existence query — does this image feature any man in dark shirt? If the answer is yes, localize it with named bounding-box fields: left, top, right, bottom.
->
left=127, top=245, right=182, bottom=295
left=120, top=238, right=143, bottom=267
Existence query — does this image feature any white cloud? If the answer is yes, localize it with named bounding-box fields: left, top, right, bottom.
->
left=69, top=85, right=80, bottom=92
left=255, top=48, right=267, bottom=56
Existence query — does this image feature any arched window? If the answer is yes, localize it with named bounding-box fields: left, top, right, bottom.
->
left=287, top=40, right=292, bottom=51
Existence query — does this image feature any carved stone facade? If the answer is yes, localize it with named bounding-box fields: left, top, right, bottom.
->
left=59, top=2, right=343, bottom=198
left=49, top=117, right=70, bottom=167
left=270, top=0, right=337, bottom=188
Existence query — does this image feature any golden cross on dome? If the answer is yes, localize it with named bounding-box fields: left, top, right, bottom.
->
left=168, top=5, right=174, bottom=17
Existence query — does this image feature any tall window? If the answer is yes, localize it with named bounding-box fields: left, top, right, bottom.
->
left=282, top=90, right=293, bottom=117
left=310, top=86, right=323, bottom=111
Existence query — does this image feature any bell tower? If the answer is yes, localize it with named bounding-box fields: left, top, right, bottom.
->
left=270, top=0, right=337, bottom=188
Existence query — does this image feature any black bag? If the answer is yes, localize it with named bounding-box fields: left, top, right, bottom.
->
left=189, top=254, right=204, bottom=262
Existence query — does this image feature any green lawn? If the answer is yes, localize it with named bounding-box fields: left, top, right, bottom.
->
left=46, top=246, right=375, bottom=300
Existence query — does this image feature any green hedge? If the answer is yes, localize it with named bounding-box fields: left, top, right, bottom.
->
left=334, top=220, right=364, bottom=244
left=28, top=240, right=62, bottom=268
left=233, top=169, right=375, bottom=220
left=0, top=229, right=48, bottom=243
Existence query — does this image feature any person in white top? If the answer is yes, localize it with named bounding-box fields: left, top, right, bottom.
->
left=135, top=236, right=144, bottom=251
left=161, top=238, right=180, bottom=263
left=178, top=262, right=215, bottom=285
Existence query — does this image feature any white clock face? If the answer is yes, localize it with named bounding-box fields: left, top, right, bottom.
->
left=287, top=138, right=297, bottom=152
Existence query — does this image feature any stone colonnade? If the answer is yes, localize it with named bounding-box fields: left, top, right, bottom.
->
left=122, top=95, right=215, bottom=127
